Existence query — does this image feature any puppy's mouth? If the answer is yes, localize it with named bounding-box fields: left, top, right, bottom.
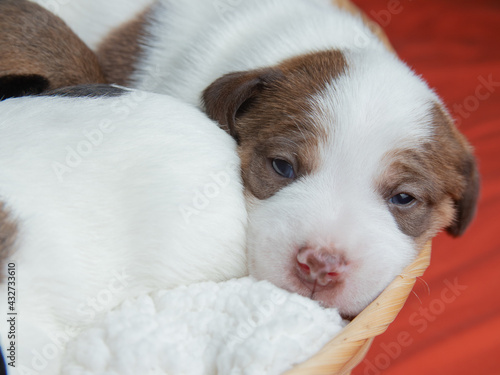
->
left=294, top=271, right=341, bottom=297
left=294, top=278, right=358, bottom=320
left=288, top=266, right=386, bottom=320
left=288, top=268, right=345, bottom=305
left=309, top=280, right=318, bottom=299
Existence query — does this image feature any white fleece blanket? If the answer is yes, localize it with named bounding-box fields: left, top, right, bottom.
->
left=61, top=278, right=346, bottom=375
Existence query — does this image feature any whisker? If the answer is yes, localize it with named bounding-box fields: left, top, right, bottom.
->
left=411, top=290, right=422, bottom=305
left=416, top=276, right=431, bottom=295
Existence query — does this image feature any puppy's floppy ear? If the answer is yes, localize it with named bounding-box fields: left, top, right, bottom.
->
left=447, top=152, right=480, bottom=237
left=0, top=74, right=50, bottom=101
left=202, top=68, right=284, bottom=142
left=432, top=104, right=480, bottom=237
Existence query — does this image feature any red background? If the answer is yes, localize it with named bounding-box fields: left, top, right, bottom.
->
left=351, top=0, right=500, bottom=374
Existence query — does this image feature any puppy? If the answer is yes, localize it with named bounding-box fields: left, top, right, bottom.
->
left=95, top=0, right=480, bottom=317
left=0, top=0, right=106, bottom=100
left=0, top=85, right=247, bottom=373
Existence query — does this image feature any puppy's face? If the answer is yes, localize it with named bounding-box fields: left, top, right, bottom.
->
left=203, top=50, right=479, bottom=317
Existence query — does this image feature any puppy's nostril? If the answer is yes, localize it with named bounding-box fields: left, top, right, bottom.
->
left=296, top=246, right=348, bottom=287
left=297, top=261, right=311, bottom=274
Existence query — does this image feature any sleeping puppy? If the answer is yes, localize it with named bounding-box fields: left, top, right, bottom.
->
left=0, top=85, right=247, bottom=374
left=95, top=0, right=480, bottom=317
left=0, top=0, right=106, bottom=100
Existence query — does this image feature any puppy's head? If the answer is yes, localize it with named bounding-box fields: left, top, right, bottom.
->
left=0, top=0, right=106, bottom=100
left=203, top=49, right=479, bottom=316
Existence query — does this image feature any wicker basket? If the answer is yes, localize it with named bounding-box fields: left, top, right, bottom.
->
left=284, top=242, right=432, bottom=375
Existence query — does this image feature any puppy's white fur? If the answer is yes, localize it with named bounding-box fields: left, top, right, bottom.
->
left=0, top=91, right=247, bottom=373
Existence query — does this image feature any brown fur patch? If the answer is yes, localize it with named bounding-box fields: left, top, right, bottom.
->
left=0, top=202, right=17, bottom=282
left=97, top=8, right=151, bottom=86
left=377, top=103, right=479, bottom=241
left=378, top=148, right=456, bottom=242
left=0, top=0, right=106, bottom=89
left=203, top=50, right=347, bottom=199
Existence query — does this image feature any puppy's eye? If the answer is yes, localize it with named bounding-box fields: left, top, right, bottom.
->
left=390, top=193, right=416, bottom=206
left=272, top=159, right=295, bottom=179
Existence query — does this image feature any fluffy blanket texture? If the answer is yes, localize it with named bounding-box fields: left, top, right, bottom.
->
left=61, top=278, right=346, bottom=375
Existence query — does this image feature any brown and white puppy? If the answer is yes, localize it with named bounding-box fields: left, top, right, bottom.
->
left=91, top=0, right=480, bottom=317
left=0, top=0, right=106, bottom=100
left=17, top=0, right=479, bottom=318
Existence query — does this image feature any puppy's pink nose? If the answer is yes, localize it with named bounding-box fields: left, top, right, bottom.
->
left=296, top=247, right=347, bottom=286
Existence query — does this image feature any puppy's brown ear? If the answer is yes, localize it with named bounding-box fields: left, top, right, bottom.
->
left=202, top=69, right=284, bottom=142
left=432, top=104, right=480, bottom=237
left=446, top=152, right=480, bottom=237
left=0, top=74, right=50, bottom=100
